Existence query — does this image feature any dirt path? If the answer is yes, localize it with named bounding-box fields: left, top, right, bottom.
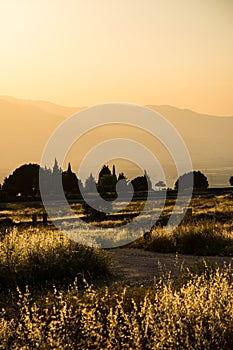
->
left=108, top=248, right=233, bottom=286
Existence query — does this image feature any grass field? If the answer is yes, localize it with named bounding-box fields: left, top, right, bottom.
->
left=0, top=194, right=233, bottom=348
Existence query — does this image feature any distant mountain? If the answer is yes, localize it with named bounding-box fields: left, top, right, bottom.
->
left=0, top=96, right=83, bottom=181
left=148, top=105, right=233, bottom=165
left=1, top=97, right=232, bottom=187
left=1, top=96, right=81, bottom=117
left=147, top=105, right=233, bottom=186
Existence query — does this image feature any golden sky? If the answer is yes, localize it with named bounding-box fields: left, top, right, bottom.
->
left=0, top=0, right=233, bottom=115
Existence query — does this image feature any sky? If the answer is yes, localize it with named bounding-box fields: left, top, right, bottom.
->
left=0, top=0, right=233, bottom=115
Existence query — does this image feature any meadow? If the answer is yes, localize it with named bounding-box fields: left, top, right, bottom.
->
left=0, top=193, right=233, bottom=348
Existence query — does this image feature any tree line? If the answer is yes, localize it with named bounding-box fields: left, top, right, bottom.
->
left=0, top=160, right=232, bottom=200
left=0, top=160, right=151, bottom=199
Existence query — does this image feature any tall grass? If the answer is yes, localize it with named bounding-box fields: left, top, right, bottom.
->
left=133, top=220, right=233, bottom=256
left=0, top=266, right=232, bottom=349
left=0, top=228, right=110, bottom=289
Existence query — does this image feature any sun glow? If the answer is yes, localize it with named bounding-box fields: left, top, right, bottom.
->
left=0, top=0, right=232, bottom=115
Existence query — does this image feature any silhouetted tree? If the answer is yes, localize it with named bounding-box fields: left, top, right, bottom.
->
left=39, top=166, right=52, bottom=194
left=97, top=165, right=117, bottom=195
left=174, top=170, right=209, bottom=190
left=131, top=171, right=152, bottom=192
left=62, top=163, right=81, bottom=194
left=49, top=158, right=62, bottom=194
left=52, top=158, right=61, bottom=175
left=229, top=176, right=233, bottom=186
left=85, top=173, right=96, bottom=193
left=99, top=174, right=117, bottom=194
left=98, top=165, right=111, bottom=185
left=116, top=172, right=128, bottom=193
left=118, top=172, right=126, bottom=181
left=2, top=163, right=41, bottom=197
left=112, top=165, right=116, bottom=177
left=131, top=176, right=148, bottom=192
left=82, top=171, right=112, bottom=220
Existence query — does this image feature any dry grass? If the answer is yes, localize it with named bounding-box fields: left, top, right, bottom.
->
left=0, top=265, right=233, bottom=349
left=0, top=228, right=110, bottom=289
left=0, top=195, right=233, bottom=348
left=139, top=220, right=233, bottom=256
left=131, top=194, right=233, bottom=255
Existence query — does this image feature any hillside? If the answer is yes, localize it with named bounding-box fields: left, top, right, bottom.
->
left=1, top=97, right=233, bottom=186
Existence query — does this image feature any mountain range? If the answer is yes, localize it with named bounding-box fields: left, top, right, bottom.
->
left=1, top=96, right=233, bottom=187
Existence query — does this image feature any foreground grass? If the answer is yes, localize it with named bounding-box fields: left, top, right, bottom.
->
left=0, top=228, right=110, bottom=289
left=0, top=266, right=233, bottom=349
left=0, top=195, right=232, bottom=348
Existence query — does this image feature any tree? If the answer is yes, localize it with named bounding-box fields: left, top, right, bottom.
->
left=116, top=172, right=128, bottom=193
left=39, top=166, right=52, bottom=194
left=174, top=170, right=209, bottom=190
left=97, top=165, right=117, bottom=195
left=48, top=158, right=63, bottom=194
left=62, top=163, right=81, bottom=194
left=98, top=174, right=117, bottom=194
left=131, top=171, right=152, bottom=192
left=229, top=176, right=233, bottom=186
left=84, top=173, right=96, bottom=193
left=52, top=158, right=61, bottom=175
left=2, top=163, right=41, bottom=197
left=131, top=176, right=148, bottom=192
left=118, top=172, right=126, bottom=181
left=98, top=165, right=111, bottom=185
left=82, top=171, right=112, bottom=221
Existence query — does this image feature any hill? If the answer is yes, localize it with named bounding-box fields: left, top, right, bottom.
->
left=1, top=97, right=233, bottom=187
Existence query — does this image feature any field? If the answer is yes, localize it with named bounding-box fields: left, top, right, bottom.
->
left=0, top=193, right=233, bottom=348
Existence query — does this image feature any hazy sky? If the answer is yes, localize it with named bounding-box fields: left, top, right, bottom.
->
left=0, top=0, right=233, bottom=115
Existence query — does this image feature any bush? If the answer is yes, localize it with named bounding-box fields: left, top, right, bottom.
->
left=146, top=231, right=175, bottom=253
left=174, top=221, right=233, bottom=255
left=0, top=228, right=110, bottom=289
left=81, top=200, right=112, bottom=222
left=143, top=221, right=233, bottom=256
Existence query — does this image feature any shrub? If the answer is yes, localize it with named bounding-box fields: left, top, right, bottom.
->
left=81, top=200, right=111, bottom=222
left=0, top=228, right=110, bottom=289
left=174, top=221, right=233, bottom=255
left=146, top=230, right=175, bottom=253
left=144, top=221, right=233, bottom=256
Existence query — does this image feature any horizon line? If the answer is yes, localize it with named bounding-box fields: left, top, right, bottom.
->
left=1, top=95, right=233, bottom=118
